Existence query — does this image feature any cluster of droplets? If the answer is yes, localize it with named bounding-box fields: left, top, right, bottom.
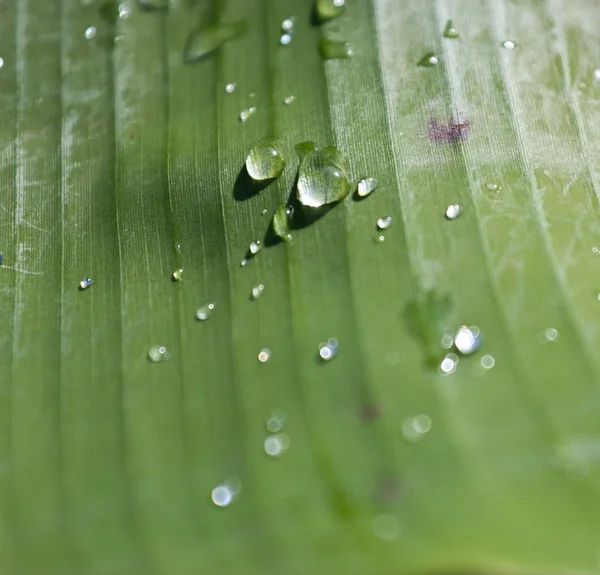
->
left=279, top=17, right=296, bottom=46
left=264, top=409, right=290, bottom=457
left=318, top=338, right=338, bottom=361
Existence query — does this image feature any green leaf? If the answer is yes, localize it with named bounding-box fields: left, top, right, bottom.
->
left=1, top=0, right=600, bottom=573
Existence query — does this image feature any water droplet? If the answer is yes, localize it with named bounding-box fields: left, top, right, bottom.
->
left=377, top=216, right=392, bottom=230
left=502, top=39, right=516, bottom=50
left=239, top=107, right=256, bottom=122
left=357, top=177, right=378, bottom=197
left=296, top=143, right=350, bottom=208
left=593, top=247, right=600, bottom=254
left=316, top=0, right=345, bottom=22
left=224, top=476, right=242, bottom=495
left=372, top=514, right=401, bottom=541
left=445, top=204, right=460, bottom=220
left=486, top=182, right=500, bottom=192
left=225, top=83, right=236, bottom=93
left=418, top=52, right=438, bottom=67
left=258, top=348, right=271, bottom=363
left=264, top=433, right=290, bottom=457
left=85, top=26, right=97, bottom=40
left=184, top=20, right=248, bottom=62
left=266, top=409, right=286, bottom=432
left=272, top=204, right=294, bottom=243
left=594, top=69, right=600, bottom=81
left=454, top=325, right=481, bottom=354
left=172, top=268, right=184, bottom=281
left=319, top=39, right=352, bottom=59
left=148, top=345, right=171, bottom=363
left=441, top=334, right=454, bottom=349
left=195, top=302, right=215, bottom=321
left=248, top=240, right=262, bottom=256
left=79, top=277, right=93, bottom=290
left=318, top=339, right=338, bottom=361
left=118, top=3, right=131, bottom=18
left=211, top=484, right=234, bottom=507
left=240, top=258, right=249, bottom=267
left=114, top=34, right=125, bottom=45
left=280, top=33, right=292, bottom=46
left=545, top=327, right=559, bottom=342
left=443, top=19, right=459, bottom=38
left=480, top=354, right=495, bottom=369
left=284, top=95, right=296, bottom=105
left=375, top=234, right=386, bottom=243
left=251, top=284, right=265, bottom=300
left=402, top=414, right=432, bottom=442
left=440, top=353, right=458, bottom=374
left=246, top=141, right=284, bottom=180
left=281, top=17, right=295, bottom=32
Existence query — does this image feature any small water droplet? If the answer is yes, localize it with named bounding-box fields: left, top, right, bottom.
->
left=357, top=177, right=378, bottom=197
left=266, top=409, right=286, bottom=432
left=319, top=39, right=352, bottom=59
left=114, top=34, right=125, bottom=45
left=486, top=182, right=501, bottom=192
left=224, top=476, right=242, bottom=495
left=211, top=484, right=234, bottom=507
left=280, top=33, right=292, bottom=45
left=593, top=246, right=600, bottom=254
left=441, top=334, right=454, bottom=349
left=79, top=277, right=93, bottom=290
left=377, top=216, right=392, bottom=230
left=375, top=234, right=386, bottom=243
left=251, top=284, right=265, bottom=300
left=445, top=204, right=460, bottom=220
left=225, top=83, right=236, bottom=93
left=284, top=95, right=296, bottom=105
left=402, top=414, right=432, bottom=442
left=118, top=3, right=131, bottom=18
left=454, top=325, right=481, bottom=354
left=296, top=143, right=350, bottom=207
left=272, top=204, right=294, bottom=243
left=239, top=108, right=255, bottom=122
left=502, top=39, right=516, bottom=50
left=246, top=141, right=284, bottom=180
left=316, top=0, right=345, bottom=22
left=195, top=302, right=215, bottom=321
left=258, top=348, right=271, bottom=363
left=418, top=52, right=438, bottom=67
left=248, top=240, right=262, bottom=255
left=240, top=258, right=249, bottom=267
left=264, top=433, right=290, bottom=457
left=85, top=26, right=97, bottom=40
left=443, top=19, right=459, bottom=38
left=440, top=353, right=458, bottom=374
left=545, top=327, right=559, bottom=342
left=281, top=17, right=295, bottom=32
left=318, top=339, right=338, bottom=361
left=148, top=345, right=171, bottom=363
left=372, top=514, right=401, bottom=541
left=172, top=268, right=184, bottom=282
left=480, top=354, right=495, bottom=369
left=185, top=20, right=248, bottom=62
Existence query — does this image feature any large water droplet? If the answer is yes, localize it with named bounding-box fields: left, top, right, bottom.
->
left=319, top=39, right=352, bottom=59
left=195, top=302, right=215, bottom=321
left=454, top=325, right=481, bottom=354
left=443, top=20, right=459, bottom=38
left=148, top=345, right=171, bottom=363
left=418, top=52, right=438, bottom=67
left=316, top=0, right=345, bottom=22
left=296, top=143, right=350, bottom=208
left=272, top=204, right=294, bottom=243
left=246, top=141, right=284, bottom=181
left=249, top=240, right=262, bottom=255
left=79, top=277, right=93, bottom=290
left=185, top=21, right=248, bottom=62
left=445, top=204, right=460, bottom=220
left=502, top=39, right=516, bottom=50
left=211, top=484, right=234, bottom=507
left=357, top=177, right=378, bottom=197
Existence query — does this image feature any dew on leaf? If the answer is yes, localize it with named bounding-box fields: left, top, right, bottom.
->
left=118, top=3, right=131, bottom=18
left=266, top=409, right=286, bottom=432
left=264, top=433, right=290, bottom=457
left=480, top=354, right=495, bottom=369
left=280, top=34, right=292, bottom=46
left=225, top=83, right=237, bottom=93
left=445, top=204, right=460, bottom=220
left=249, top=240, right=262, bottom=255
left=376, top=234, right=385, bottom=243
left=418, top=52, right=438, bottom=67
left=85, top=26, right=97, bottom=40
left=148, top=345, right=171, bottom=363
left=258, top=348, right=271, bottom=363
left=377, top=216, right=392, bottom=230
left=239, top=107, right=256, bottom=123
left=272, top=204, right=294, bottom=243
left=443, top=19, right=459, bottom=38
left=545, top=327, right=559, bottom=342
left=79, top=277, right=93, bottom=290
left=357, top=177, right=378, bottom=198
left=402, top=414, right=432, bottom=442
left=246, top=141, right=284, bottom=180
left=172, top=268, right=184, bottom=282
left=319, top=39, right=353, bottom=59
left=486, top=182, right=501, bottom=192
left=440, top=353, right=458, bottom=374
left=454, top=325, right=481, bottom=354
left=284, top=95, right=296, bottom=105
left=318, top=339, right=338, bottom=361
left=502, top=39, right=516, bottom=50
left=195, top=303, right=215, bottom=321
left=184, top=20, right=248, bottom=62
left=251, top=284, right=265, bottom=300
left=316, top=0, right=345, bottom=22
left=296, top=142, right=350, bottom=208
left=211, top=484, right=234, bottom=507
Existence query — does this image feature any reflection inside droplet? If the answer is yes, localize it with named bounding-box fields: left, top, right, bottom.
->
left=85, top=26, right=97, bottom=40
left=545, top=327, right=559, bottom=342
left=264, top=433, right=290, bottom=457
left=211, top=485, right=234, bottom=507
left=258, top=348, right=271, bottom=363
left=440, top=353, right=458, bottom=374
left=480, top=354, right=495, bottom=369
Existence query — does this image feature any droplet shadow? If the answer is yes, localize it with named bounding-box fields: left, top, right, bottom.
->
left=234, top=165, right=274, bottom=202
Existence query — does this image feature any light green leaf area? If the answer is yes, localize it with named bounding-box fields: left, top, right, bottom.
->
left=0, top=0, right=599, bottom=574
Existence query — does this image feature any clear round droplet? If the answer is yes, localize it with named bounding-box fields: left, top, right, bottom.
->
left=281, top=18, right=295, bottom=32
left=284, top=95, right=296, bottom=105
left=441, top=334, right=454, bottom=349
left=246, top=141, right=284, bottom=180
left=251, top=284, right=265, bottom=300
left=79, top=277, right=92, bottom=290
left=454, top=325, right=481, bottom=355
left=376, top=234, right=386, bottom=243
left=445, top=204, right=460, bottom=220
left=258, top=348, right=271, bottom=363
left=545, top=327, right=559, bottom=342
left=264, top=433, right=290, bottom=457
left=402, top=414, right=432, bottom=442
left=248, top=240, right=262, bottom=255
left=195, top=302, right=215, bottom=321
left=486, top=183, right=500, bottom=192
left=240, top=258, right=249, bottom=267
left=172, top=268, right=184, bottom=281
left=266, top=409, right=286, bottom=432
left=211, top=485, right=234, bottom=507
left=440, top=353, right=459, bottom=374
left=377, top=216, right=392, bottom=230
left=318, top=340, right=338, bottom=361
left=148, top=345, right=171, bottom=363
left=418, top=52, right=438, bottom=67
left=280, top=33, right=292, bottom=45
left=502, top=40, right=516, bottom=50
left=357, top=177, right=378, bottom=197
left=225, top=83, right=237, bottom=94
left=480, top=354, right=495, bottom=369
left=85, top=26, right=97, bottom=40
